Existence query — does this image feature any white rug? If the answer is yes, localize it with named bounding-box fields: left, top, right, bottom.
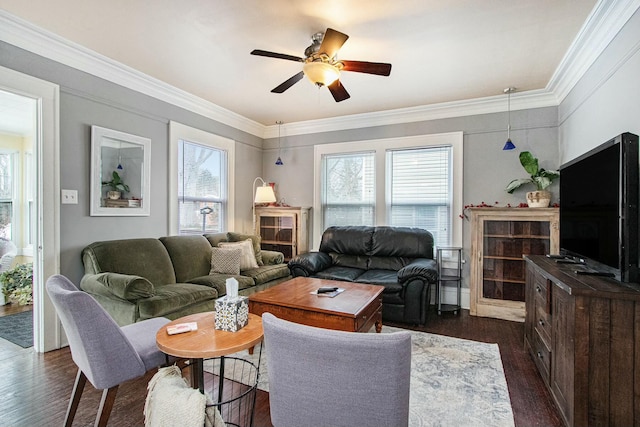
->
left=205, top=326, right=515, bottom=427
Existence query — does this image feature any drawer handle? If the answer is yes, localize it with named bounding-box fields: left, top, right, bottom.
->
left=536, top=351, right=544, bottom=360
left=538, top=319, right=545, bottom=326
left=535, top=286, right=542, bottom=293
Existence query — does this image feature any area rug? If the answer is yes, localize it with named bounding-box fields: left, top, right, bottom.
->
left=0, top=310, right=33, bottom=348
left=205, top=326, right=515, bottom=427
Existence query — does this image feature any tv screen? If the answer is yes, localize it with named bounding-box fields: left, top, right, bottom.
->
left=559, top=132, right=639, bottom=282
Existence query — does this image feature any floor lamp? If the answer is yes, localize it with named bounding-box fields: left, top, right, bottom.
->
left=253, top=177, right=276, bottom=233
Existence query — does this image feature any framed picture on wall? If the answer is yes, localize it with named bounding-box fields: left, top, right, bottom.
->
left=90, top=125, right=151, bottom=216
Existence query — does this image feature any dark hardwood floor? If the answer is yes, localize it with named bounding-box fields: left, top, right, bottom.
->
left=0, top=308, right=563, bottom=427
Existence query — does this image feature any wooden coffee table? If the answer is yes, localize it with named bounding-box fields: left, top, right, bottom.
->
left=249, top=277, right=384, bottom=333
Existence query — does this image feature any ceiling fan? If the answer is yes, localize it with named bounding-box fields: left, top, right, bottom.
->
left=250, top=28, right=392, bottom=102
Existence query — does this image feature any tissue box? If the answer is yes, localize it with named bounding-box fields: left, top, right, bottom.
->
left=214, top=296, right=249, bottom=332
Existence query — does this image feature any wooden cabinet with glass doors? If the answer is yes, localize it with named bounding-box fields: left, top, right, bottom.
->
left=469, top=207, right=559, bottom=322
left=255, top=207, right=310, bottom=261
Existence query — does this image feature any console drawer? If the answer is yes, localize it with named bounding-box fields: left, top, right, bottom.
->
left=532, top=330, right=551, bottom=384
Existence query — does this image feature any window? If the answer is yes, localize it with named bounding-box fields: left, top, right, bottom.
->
left=169, top=122, right=235, bottom=235
left=178, top=141, right=226, bottom=234
left=387, top=146, right=452, bottom=247
left=314, top=132, right=462, bottom=249
left=321, top=152, right=375, bottom=228
left=0, top=152, right=14, bottom=239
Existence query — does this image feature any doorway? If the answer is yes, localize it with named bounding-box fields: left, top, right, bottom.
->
left=0, top=90, right=36, bottom=348
left=0, top=65, right=60, bottom=353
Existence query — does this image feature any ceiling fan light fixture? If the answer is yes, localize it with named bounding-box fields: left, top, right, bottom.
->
left=303, top=61, right=340, bottom=87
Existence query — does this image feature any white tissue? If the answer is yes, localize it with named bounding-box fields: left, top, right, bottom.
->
left=226, top=277, right=239, bottom=298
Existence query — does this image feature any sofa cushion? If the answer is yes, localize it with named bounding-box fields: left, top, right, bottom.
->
left=328, top=253, right=369, bottom=270
left=227, top=232, right=264, bottom=266
left=319, top=226, right=375, bottom=255
left=368, top=256, right=411, bottom=271
left=315, top=266, right=365, bottom=282
left=370, top=226, right=434, bottom=259
left=160, top=235, right=213, bottom=282
left=82, top=239, right=177, bottom=286
left=218, top=239, right=259, bottom=270
left=204, top=233, right=228, bottom=248
left=355, top=269, right=404, bottom=304
left=210, top=247, right=241, bottom=275
left=188, top=273, right=254, bottom=294
left=138, top=283, right=217, bottom=319
left=241, top=264, right=290, bottom=286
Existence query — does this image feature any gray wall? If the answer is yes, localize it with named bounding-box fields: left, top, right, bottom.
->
left=262, top=107, right=560, bottom=290
left=0, top=41, right=263, bottom=284
left=559, top=8, right=640, bottom=161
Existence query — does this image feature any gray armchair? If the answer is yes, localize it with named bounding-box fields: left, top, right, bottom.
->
left=262, top=312, right=412, bottom=427
left=46, top=275, right=170, bottom=427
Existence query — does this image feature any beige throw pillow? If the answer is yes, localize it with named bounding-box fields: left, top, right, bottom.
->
left=218, top=239, right=259, bottom=270
left=210, top=247, right=241, bottom=275
left=227, top=232, right=264, bottom=266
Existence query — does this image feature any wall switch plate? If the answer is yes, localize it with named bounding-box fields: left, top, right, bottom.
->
left=61, top=189, right=78, bottom=204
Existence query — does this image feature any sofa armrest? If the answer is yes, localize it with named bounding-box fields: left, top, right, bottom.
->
left=397, top=259, right=438, bottom=284
left=261, top=250, right=285, bottom=265
left=288, top=252, right=332, bottom=276
left=80, top=272, right=156, bottom=302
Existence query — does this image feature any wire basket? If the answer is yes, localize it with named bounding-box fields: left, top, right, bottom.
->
left=203, top=355, right=260, bottom=427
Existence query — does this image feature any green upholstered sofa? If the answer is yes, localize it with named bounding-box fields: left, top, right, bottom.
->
left=80, top=233, right=291, bottom=326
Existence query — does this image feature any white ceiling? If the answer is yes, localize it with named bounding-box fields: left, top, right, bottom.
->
left=0, top=0, right=599, bottom=132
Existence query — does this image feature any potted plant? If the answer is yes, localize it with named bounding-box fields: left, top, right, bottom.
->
left=506, top=151, right=559, bottom=207
left=0, top=263, right=33, bottom=306
left=102, top=171, right=129, bottom=200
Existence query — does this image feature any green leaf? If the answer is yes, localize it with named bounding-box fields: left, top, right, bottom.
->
left=506, top=178, right=533, bottom=194
left=519, top=151, right=539, bottom=177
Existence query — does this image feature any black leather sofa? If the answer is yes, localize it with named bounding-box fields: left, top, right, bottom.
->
left=288, top=226, right=438, bottom=325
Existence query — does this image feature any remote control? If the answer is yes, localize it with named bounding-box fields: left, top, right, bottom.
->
left=317, top=287, right=338, bottom=293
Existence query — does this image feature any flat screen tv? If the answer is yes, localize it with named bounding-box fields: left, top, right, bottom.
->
left=559, top=132, right=639, bottom=283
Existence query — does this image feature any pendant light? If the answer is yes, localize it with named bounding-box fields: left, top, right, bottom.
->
left=116, top=142, right=124, bottom=170
left=275, top=121, right=284, bottom=166
left=503, top=87, right=516, bottom=150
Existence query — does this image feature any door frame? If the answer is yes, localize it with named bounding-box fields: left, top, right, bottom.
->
left=0, top=65, right=60, bottom=352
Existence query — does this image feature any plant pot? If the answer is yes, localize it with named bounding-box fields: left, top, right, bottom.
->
left=526, top=190, right=551, bottom=208
left=107, top=190, right=121, bottom=200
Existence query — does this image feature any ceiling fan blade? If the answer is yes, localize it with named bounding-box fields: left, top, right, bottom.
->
left=251, top=49, right=304, bottom=62
left=341, top=60, right=392, bottom=76
left=318, top=28, right=349, bottom=58
left=328, top=80, right=350, bottom=102
left=271, top=71, right=305, bottom=93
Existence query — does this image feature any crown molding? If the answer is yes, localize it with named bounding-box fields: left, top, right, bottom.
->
left=263, top=89, right=557, bottom=138
left=2, top=1, right=637, bottom=140
left=546, top=0, right=640, bottom=103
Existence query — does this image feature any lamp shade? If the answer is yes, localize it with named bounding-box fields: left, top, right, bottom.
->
left=503, top=138, right=516, bottom=150
left=254, top=185, right=276, bottom=203
left=303, top=62, right=340, bottom=86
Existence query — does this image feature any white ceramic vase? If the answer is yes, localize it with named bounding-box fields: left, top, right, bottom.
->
left=526, top=190, right=551, bottom=208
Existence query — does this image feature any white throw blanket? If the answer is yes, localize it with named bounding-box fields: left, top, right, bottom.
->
left=144, top=365, right=225, bottom=427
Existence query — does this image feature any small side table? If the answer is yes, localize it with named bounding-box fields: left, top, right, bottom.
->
left=436, top=247, right=463, bottom=315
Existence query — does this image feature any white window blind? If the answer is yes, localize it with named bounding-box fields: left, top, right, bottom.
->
left=178, top=141, right=227, bottom=234
left=321, top=151, right=375, bottom=228
left=387, top=146, right=452, bottom=247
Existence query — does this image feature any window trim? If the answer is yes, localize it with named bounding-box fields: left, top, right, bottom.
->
left=313, top=132, right=463, bottom=250
left=169, top=121, right=235, bottom=235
